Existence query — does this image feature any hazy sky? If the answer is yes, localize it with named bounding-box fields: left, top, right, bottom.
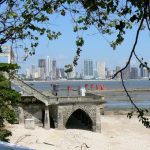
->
left=2, top=13, right=150, bottom=73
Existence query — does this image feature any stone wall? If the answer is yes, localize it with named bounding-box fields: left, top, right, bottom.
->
left=22, top=103, right=45, bottom=126
left=49, top=105, right=58, bottom=128
left=19, top=96, right=102, bottom=132
left=57, top=104, right=101, bottom=131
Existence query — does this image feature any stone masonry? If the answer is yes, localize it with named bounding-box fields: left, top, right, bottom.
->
left=20, top=95, right=104, bottom=132
left=11, top=75, right=105, bottom=132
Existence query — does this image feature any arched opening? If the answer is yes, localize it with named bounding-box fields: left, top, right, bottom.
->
left=66, top=109, right=93, bottom=131
left=50, top=116, right=55, bottom=128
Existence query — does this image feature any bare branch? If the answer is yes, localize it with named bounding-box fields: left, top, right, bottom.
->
left=133, top=51, right=150, bottom=70
left=146, top=17, right=150, bottom=30
left=120, top=72, right=140, bottom=110
left=112, top=14, right=145, bottom=78
left=120, top=68, right=150, bottom=128
left=0, top=0, right=6, bottom=5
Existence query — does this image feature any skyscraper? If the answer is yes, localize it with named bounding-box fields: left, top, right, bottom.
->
left=31, top=64, right=35, bottom=79
left=140, top=66, right=144, bottom=78
left=122, top=63, right=130, bottom=79
left=26, top=68, right=31, bottom=79
left=115, top=66, right=121, bottom=79
left=38, top=59, right=46, bottom=80
left=52, top=59, right=57, bottom=79
left=130, top=67, right=138, bottom=79
left=96, top=61, right=106, bottom=79
left=46, top=56, right=52, bottom=77
left=143, top=67, right=149, bottom=78
left=46, top=56, right=57, bottom=80
left=140, top=66, right=149, bottom=78
left=84, top=59, right=93, bottom=79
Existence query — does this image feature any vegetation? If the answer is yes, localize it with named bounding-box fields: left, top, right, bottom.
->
left=0, top=63, right=20, bottom=141
left=0, top=0, right=150, bottom=141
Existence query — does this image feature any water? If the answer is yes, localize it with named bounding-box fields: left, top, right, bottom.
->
left=13, top=79, right=150, bottom=110
left=23, top=79, right=150, bottom=92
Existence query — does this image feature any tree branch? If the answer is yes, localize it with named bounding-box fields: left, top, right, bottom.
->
left=133, top=51, right=150, bottom=71
left=0, top=0, right=6, bottom=5
left=112, top=14, right=145, bottom=78
left=146, top=17, right=150, bottom=31
left=110, top=8, right=150, bottom=127
left=120, top=72, right=140, bottom=110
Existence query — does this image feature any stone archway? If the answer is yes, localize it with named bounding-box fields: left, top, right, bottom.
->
left=65, top=109, right=93, bottom=131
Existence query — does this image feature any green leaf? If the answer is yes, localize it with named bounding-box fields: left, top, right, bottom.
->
left=74, top=26, right=78, bottom=32
left=76, top=37, right=84, bottom=47
left=61, top=9, right=66, bottom=16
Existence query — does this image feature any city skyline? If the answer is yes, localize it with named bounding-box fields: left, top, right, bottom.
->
left=0, top=5, right=150, bottom=79
left=1, top=25, right=150, bottom=76
left=22, top=56, right=148, bottom=80
left=0, top=48, right=145, bottom=80
left=18, top=54, right=140, bottom=74
left=10, top=12, right=149, bottom=74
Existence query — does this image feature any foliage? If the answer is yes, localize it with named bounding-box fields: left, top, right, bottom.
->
left=0, top=0, right=150, bottom=131
left=0, top=63, right=21, bottom=141
left=0, top=129, right=12, bottom=142
left=1, top=0, right=149, bottom=66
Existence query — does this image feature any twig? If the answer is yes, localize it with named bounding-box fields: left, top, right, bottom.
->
left=75, top=143, right=90, bottom=150
left=133, top=51, right=150, bottom=71
left=43, top=142, right=55, bottom=146
left=15, top=134, right=31, bottom=144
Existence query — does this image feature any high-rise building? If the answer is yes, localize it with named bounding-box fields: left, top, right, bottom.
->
left=130, top=67, right=138, bottom=79
left=34, top=71, right=39, bottom=79
left=143, top=67, right=149, bottom=78
left=26, top=68, right=31, bottom=79
left=96, top=61, right=106, bottom=79
left=46, top=56, right=52, bottom=77
left=31, top=64, right=35, bottom=79
left=52, top=59, right=57, bottom=79
left=140, top=66, right=143, bottom=78
left=84, top=59, right=93, bottom=79
left=46, top=56, right=57, bottom=80
left=140, top=66, right=149, bottom=78
left=38, top=59, right=46, bottom=68
left=56, top=68, right=60, bottom=79
left=122, top=63, right=130, bottom=79
left=115, top=66, right=121, bottom=79
left=38, top=59, right=46, bottom=80
left=59, top=68, right=65, bottom=78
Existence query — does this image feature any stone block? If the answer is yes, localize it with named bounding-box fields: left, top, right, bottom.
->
left=24, top=118, right=35, bottom=129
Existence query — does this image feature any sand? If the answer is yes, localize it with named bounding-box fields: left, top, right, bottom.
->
left=7, top=115, right=150, bottom=150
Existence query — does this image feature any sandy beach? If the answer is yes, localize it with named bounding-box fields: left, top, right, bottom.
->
left=6, top=115, right=150, bottom=150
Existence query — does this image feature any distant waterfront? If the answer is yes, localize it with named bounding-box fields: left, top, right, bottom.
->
left=25, top=78, right=150, bottom=89
left=13, top=79, right=150, bottom=112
